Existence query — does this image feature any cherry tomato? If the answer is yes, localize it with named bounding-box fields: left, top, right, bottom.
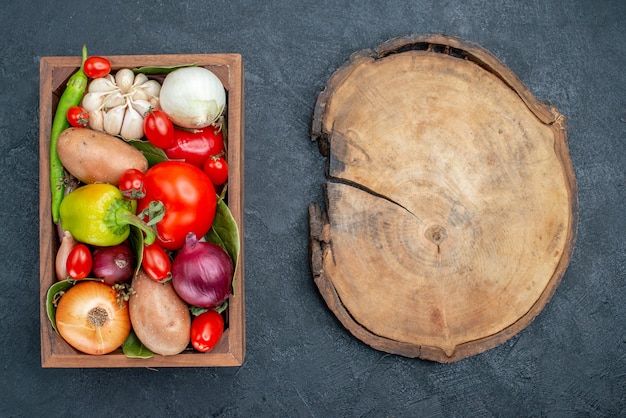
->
left=144, top=110, right=175, bottom=149
left=66, top=106, right=89, bottom=128
left=163, top=126, right=225, bottom=168
left=84, top=56, right=111, bottom=79
left=190, top=310, right=224, bottom=352
left=118, top=168, right=146, bottom=199
left=137, top=161, right=216, bottom=251
left=142, top=244, right=172, bottom=283
left=203, top=155, right=229, bottom=186
left=66, top=244, right=92, bottom=280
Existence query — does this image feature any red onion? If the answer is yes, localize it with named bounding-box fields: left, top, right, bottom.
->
left=91, top=242, right=136, bottom=285
left=171, top=232, right=233, bottom=309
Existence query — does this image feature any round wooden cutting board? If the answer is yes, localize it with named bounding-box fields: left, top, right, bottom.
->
left=308, top=34, right=578, bottom=363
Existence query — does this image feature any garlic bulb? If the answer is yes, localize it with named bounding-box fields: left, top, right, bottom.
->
left=81, top=69, right=162, bottom=140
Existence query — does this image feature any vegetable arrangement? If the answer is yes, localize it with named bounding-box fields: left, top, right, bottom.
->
left=46, top=46, right=239, bottom=359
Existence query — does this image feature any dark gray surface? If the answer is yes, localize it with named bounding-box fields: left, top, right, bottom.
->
left=1, top=1, right=624, bottom=417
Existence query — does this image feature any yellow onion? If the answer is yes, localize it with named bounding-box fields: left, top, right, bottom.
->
left=56, top=281, right=131, bottom=355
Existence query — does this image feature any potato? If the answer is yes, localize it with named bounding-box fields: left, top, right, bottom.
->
left=56, top=127, right=148, bottom=185
left=129, top=269, right=191, bottom=356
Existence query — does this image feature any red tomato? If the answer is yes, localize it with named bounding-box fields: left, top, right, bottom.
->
left=203, top=155, right=229, bottom=186
left=66, top=106, right=89, bottom=128
left=84, top=56, right=111, bottom=79
left=118, top=168, right=146, bottom=199
left=144, top=110, right=175, bottom=148
left=137, top=161, right=216, bottom=250
left=142, top=244, right=171, bottom=282
left=66, top=244, right=92, bottom=280
left=190, top=310, right=224, bottom=352
left=163, top=126, right=225, bottom=168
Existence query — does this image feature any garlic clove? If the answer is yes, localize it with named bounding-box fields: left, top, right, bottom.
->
left=138, top=79, right=162, bottom=99
left=88, top=75, right=118, bottom=93
left=149, top=96, right=161, bottom=110
left=130, top=99, right=153, bottom=117
left=115, top=69, right=135, bottom=94
left=132, top=73, right=149, bottom=88
left=81, top=92, right=106, bottom=112
left=120, top=106, right=145, bottom=140
left=130, top=88, right=149, bottom=102
left=102, top=90, right=125, bottom=110
left=88, top=109, right=104, bottom=132
left=103, top=105, right=126, bottom=136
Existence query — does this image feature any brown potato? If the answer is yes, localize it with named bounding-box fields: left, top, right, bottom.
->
left=129, top=269, right=191, bottom=356
left=56, top=127, right=148, bottom=186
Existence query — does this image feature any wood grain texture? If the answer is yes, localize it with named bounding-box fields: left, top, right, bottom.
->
left=309, top=34, right=578, bottom=363
left=39, top=54, right=245, bottom=368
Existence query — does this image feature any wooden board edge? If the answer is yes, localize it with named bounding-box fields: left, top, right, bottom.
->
left=374, top=33, right=559, bottom=125
left=308, top=199, right=538, bottom=363
left=308, top=34, right=579, bottom=363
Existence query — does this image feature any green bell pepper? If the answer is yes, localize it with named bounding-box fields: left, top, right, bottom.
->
left=59, top=183, right=155, bottom=247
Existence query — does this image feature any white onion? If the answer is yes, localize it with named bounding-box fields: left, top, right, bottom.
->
left=159, top=67, right=226, bottom=129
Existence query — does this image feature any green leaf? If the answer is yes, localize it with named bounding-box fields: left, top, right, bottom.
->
left=205, top=198, right=240, bottom=270
left=128, top=139, right=169, bottom=167
left=122, top=330, right=154, bottom=359
left=132, top=64, right=196, bottom=75
left=46, top=279, right=74, bottom=334
left=205, top=198, right=240, bottom=295
left=218, top=184, right=228, bottom=201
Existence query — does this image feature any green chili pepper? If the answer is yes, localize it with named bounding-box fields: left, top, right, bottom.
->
left=59, top=183, right=156, bottom=247
left=50, top=45, right=89, bottom=224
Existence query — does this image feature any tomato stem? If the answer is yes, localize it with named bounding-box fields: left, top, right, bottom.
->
left=110, top=199, right=157, bottom=245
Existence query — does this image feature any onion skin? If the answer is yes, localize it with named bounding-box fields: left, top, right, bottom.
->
left=159, top=67, right=226, bottom=129
left=171, top=233, right=233, bottom=309
left=91, top=242, right=136, bottom=285
left=55, top=230, right=76, bottom=281
left=56, top=281, right=131, bottom=355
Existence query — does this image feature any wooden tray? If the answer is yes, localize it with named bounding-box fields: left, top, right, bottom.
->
left=40, top=53, right=245, bottom=367
left=308, top=34, right=578, bottom=363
